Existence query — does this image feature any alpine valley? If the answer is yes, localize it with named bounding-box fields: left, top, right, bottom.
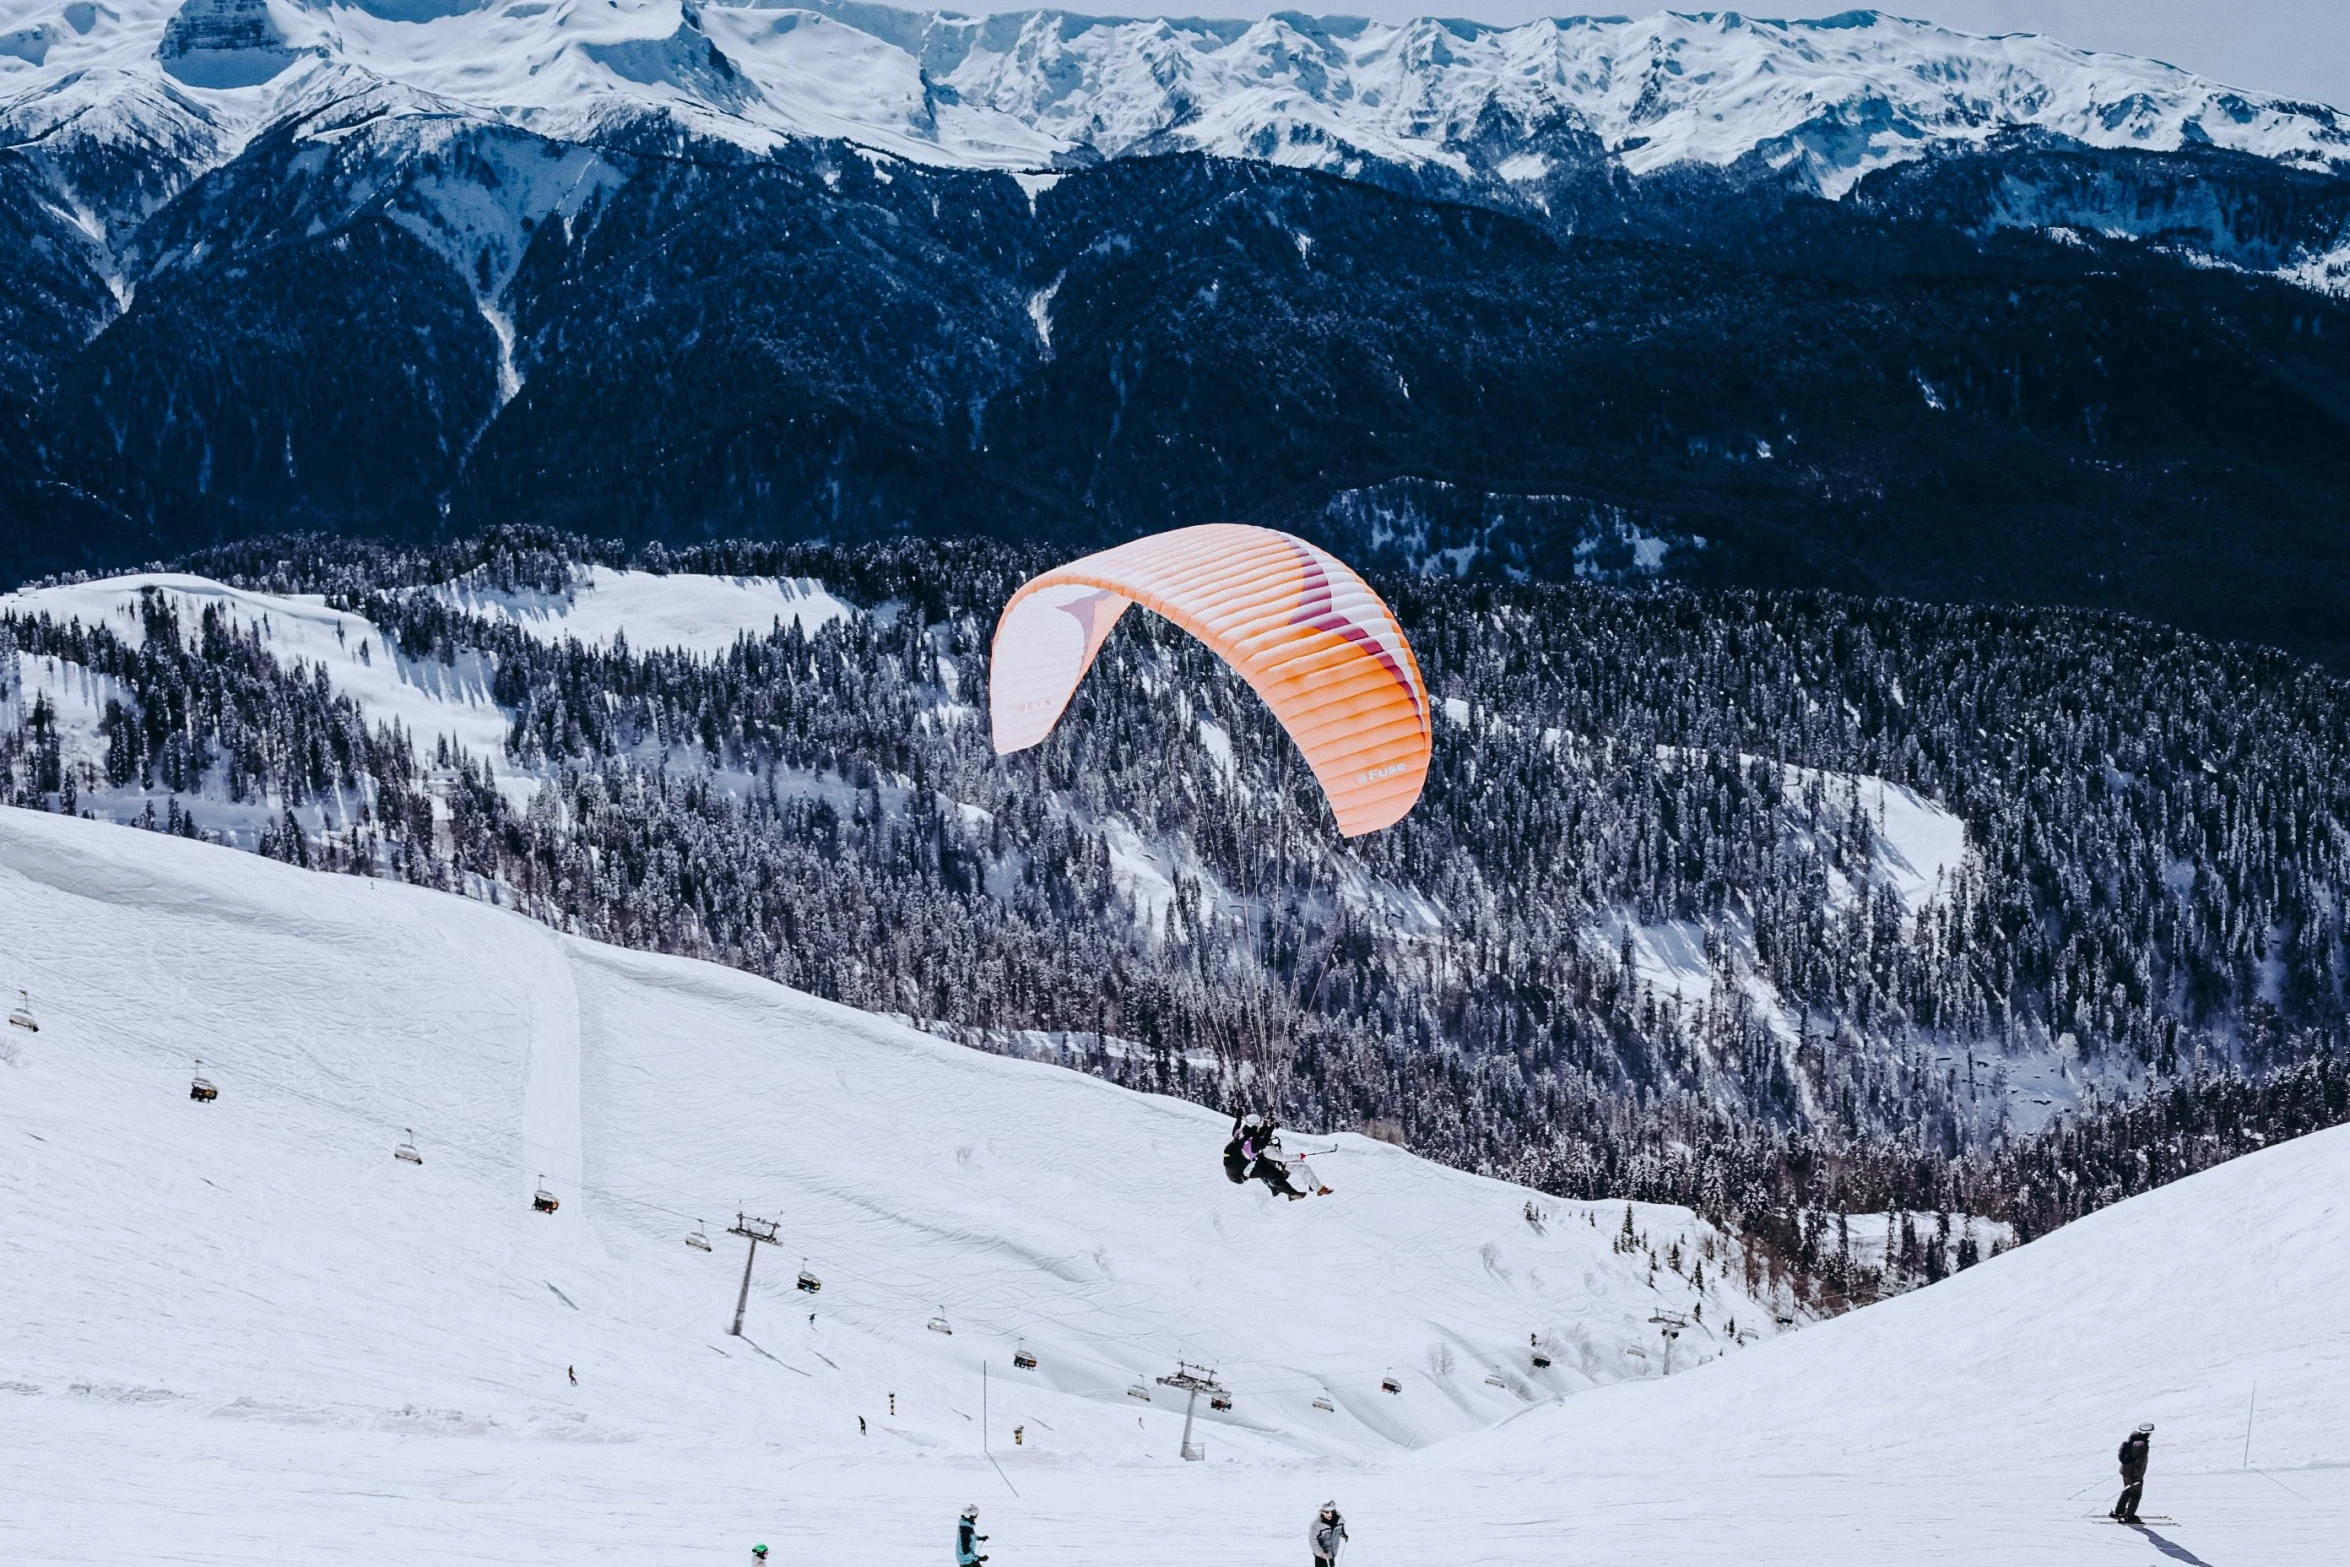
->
left=4, top=3, right=2350, bottom=657
left=7, top=10, right=2350, bottom=1561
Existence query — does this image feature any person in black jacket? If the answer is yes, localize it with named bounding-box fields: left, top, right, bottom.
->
left=1223, top=1112, right=1257, bottom=1185
left=1239, top=1115, right=1332, bottom=1200
left=2112, top=1424, right=2153, bottom=1522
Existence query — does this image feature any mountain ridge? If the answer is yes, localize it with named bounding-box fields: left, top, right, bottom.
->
left=4, top=3, right=2350, bottom=663
left=6, top=4, right=2349, bottom=227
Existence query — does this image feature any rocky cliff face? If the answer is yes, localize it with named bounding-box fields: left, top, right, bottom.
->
left=156, top=0, right=297, bottom=87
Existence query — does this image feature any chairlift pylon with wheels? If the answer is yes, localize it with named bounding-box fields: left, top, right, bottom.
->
left=188, top=1059, right=218, bottom=1103
left=393, top=1129, right=422, bottom=1165
left=7, top=990, right=36, bottom=1033
left=531, top=1175, right=559, bottom=1214
left=685, top=1221, right=713, bottom=1252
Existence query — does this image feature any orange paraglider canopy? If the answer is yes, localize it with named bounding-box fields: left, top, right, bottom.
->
left=989, top=524, right=1430, bottom=836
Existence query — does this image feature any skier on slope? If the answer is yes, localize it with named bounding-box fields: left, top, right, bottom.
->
left=955, top=1503, right=989, bottom=1565
left=1309, top=1500, right=1349, bottom=1566
left=2112, top=1423, right=2153, bottom=1523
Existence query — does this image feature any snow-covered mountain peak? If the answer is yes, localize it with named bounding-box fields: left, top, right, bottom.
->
left=3, top=1, right=2344, bottom=193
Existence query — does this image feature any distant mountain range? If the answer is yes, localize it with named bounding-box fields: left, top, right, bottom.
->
left=4, top=4, right=2349, bottom=659
left=10, top=3, right=2349, bottom=196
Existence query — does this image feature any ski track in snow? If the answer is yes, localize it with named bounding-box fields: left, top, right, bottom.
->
left=520, top=930, right=586, bottom=1237
left=0, top=812, right=2342, bottom=1560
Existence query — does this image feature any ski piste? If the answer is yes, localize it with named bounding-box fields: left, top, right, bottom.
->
left=0, top=809, right=2342, bottom=1562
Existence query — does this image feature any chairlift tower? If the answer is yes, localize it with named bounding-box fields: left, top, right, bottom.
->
left=727, top=1213, right=781, bottom=1337
left=1155, top=1360, right=1227, bottom=1463
left=1648, top=1309, right=1690, bottom=1375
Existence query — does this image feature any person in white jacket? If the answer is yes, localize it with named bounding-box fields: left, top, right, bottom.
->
left=1310, top=1501, right=1348, bottom=1565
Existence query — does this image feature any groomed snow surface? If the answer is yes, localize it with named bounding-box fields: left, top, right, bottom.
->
left=0, top=807, right=2342, bottom=1563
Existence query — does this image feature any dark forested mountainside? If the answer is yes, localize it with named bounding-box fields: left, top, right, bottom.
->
left=5, top=532, right=2347, bottom=1307
left=4, top=120, right=2350, bottom=663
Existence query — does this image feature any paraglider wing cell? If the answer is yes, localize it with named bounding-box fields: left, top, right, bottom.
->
left=989, top=525, right=1431, bottom=837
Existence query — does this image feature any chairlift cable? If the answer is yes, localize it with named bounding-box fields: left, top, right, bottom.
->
left=23, top=959, right=1658, bottom=1400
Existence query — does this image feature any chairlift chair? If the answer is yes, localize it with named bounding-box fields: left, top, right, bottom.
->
left=1484, top=1372, right=1509, bottom=1389
left=393, top=1129, right=423, bottom=1165
left=1012, top=1344, right=1038, bottom=1370
left=1529, top=1332, right=1552, bottom=1370
left=926, top=1310, right=953, bottom=1335
left=796, top=1261, right=822, bottom=1294
left=7, top=990, right=36, bottom=1032
left=1311, top=1397, right=1336, bottom=1413
left=1380, top=1375, right=1402, bottom=1395
left=532, top=1175, right=560, bottom=1214
left=1209, top=1392, right=1232, bottom=1411
left=1125, top=1384, right=1152, bottom=1402
left=685, top=1222, right=713, bottom=1252
left=188, top=1059, right=219, bottom=1102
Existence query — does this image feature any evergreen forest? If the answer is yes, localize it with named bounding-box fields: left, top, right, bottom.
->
left=5, top=530, right=2345, bottom=1310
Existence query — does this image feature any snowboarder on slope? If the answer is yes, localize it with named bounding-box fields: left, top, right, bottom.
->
left=956, top=1503, right=988, bottom=1565
left=2112, top=1424, right=2153, bottom=1523
left=1310, top=1500, right=1348, bottom=1565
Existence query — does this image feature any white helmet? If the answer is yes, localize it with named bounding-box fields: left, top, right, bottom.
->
left=962, top=1503, right=981, bottom=1519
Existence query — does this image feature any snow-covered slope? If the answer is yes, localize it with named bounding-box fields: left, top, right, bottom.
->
left=2, top=1, right=2343, bottom=199
left=0, top=569, right=859, bottom=831
left=1, top=571, right=513, bottom=782
left=0, top=804, right=1794, bottom=1560
left=431, top=565, right=853, bottom=656
left=2, top=802, right=2340, bottom=1563
left=1425, top=1118, right=2350, bottom=1564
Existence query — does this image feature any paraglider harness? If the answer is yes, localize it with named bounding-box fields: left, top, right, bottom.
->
left=1227, top=1112, right=1324, bottom=1198
left=1222, top=1112, right=1255, bottom=1185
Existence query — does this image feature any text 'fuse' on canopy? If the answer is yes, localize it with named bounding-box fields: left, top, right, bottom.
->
left=989, top=525, right=1431, bottom=837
